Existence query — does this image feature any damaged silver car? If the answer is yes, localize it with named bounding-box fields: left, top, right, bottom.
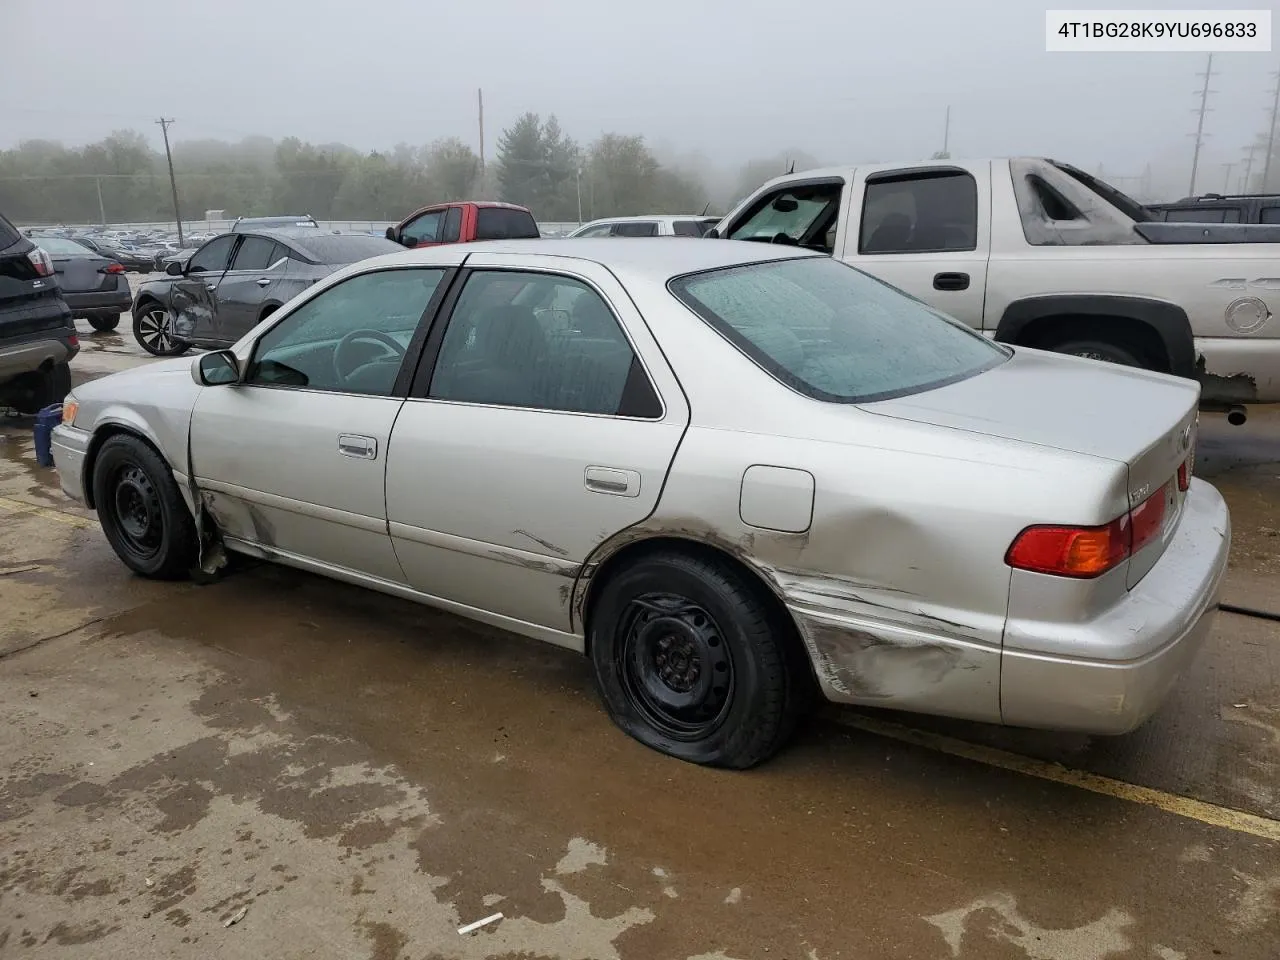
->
left=50, top=239, right=1230, bottom=768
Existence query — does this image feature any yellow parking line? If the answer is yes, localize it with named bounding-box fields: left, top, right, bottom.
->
left=837, top=713, right=1280, bottom=843
left=0, top=496, right=95, bottom=529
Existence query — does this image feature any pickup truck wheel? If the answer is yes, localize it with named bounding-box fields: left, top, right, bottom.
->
left=1049, top=339, right=1142, bottom=368
left=133, top=304, right=189, bottom=357
left=589, top=551, right=804, bottom=769
left=88, top=313, right=121, bottom=333
left=92, top=434, right=197, bottom=579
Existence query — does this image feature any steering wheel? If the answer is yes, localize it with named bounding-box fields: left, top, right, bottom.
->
left=333, top=329, right=406, bottom=385
left=769, top=232, right=800, bottom=246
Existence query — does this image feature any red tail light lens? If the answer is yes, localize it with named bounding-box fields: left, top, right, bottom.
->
left=1006, top=482, right=1170, bottom=579
left=1177, top=459, right=1190, bottom=492
left=100, top=262, right=126, bottom=274
left=27, top=248, right=54, bottom=277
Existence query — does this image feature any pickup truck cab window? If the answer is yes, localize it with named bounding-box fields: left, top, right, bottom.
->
left=858, top=171, right=978, bottom=254
left=402, top=210, right=443, bottom=246
left=613, top=221, right=659, bottom=237
left=724, top=180, right=843, bottom=252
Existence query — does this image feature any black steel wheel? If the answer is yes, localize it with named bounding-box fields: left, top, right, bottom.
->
left=1049, top=339, right=1142, bottom=368
left=132, top=303, right=189, bottom=357
left=92, top=434, right=196, bottom=579
left=590, top=550, right=810, bottom=768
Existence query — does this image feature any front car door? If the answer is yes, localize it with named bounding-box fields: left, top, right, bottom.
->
left=212, top=234, right=287, bottom=343
left=384, top=254, right=690, bottom=644
left=170, top=233, right=238, bottom=344
left=840, top=163, right=992, bottom=330
left=189, top=265, right=453, bottom=583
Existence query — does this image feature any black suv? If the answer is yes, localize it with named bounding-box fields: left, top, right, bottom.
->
left=0, top=211, right=77, bottom=413
left=1146, top=193, right=1280, bottom=224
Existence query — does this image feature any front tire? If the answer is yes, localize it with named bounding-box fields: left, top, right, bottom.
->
left=92, top=434, right=197, bottom=579
left=88, top=313, right=121, bottom=333
left=133, top=303, right=189, bottom=356
left=589, top=551, right=806, bottom=768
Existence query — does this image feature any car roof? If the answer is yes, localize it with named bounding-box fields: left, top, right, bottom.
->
left=350, top=237, right=821, bottom=284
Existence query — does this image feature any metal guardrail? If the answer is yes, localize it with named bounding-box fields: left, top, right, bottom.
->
left=22, top=219, right=584, bottom=237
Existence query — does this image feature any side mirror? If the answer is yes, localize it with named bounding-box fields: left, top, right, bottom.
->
left=401, top=236, right=418, bottom=248
left=704, top=227, right=720, bottom=239
left=192, top=349, right=240, bottom=386
left=165, top=260, right=184, bottom=276
left=384, top=226, right=398, bottom=243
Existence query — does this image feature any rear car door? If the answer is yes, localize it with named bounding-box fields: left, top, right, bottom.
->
left=385, top=254, right=690, bottom=636
left=171, top=234, right=238, bottom=343
left=841, top=163, right=992, bottom=331
left=212, top=235, right=287, bottom=342
left=189, top=265, right=453, bottom=582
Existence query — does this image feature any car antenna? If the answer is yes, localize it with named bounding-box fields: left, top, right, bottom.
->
left=786, top=160, right=795, bottom=175
left=700, top=201, right=711, bottom=216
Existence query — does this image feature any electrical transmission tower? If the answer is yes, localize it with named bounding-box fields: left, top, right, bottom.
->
left=1188, top=54, right=1216, bottom=195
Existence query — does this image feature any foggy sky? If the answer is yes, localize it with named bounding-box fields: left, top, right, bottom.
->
left=4, top=0, right=1276, bottom=194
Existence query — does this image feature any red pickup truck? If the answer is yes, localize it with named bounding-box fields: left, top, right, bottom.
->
left=384, top=201, right=540, bottom=248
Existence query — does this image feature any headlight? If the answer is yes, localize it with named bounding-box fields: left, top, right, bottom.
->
left=61, top=396, right=79, bottom=426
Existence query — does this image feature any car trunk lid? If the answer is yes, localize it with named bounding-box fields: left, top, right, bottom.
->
left=861, top=347, right=1199, bottom=588
left=52, top=254, right=113, bottom=292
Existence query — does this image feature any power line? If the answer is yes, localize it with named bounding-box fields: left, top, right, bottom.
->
left=1188, top=53, right=1216, bottom=195
left=156, top=117, right=184, bottom=247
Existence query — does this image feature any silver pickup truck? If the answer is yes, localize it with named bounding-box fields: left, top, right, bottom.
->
left=712, top=158, right=1280, bottom=420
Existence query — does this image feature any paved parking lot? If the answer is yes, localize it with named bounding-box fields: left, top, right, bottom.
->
left=1, top=320, right=1278, bottom=959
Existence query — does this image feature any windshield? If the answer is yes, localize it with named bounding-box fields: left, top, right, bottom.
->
left=292, top=234, right=402, bottom=264
left=38, top=237, right=95, bottom=256
left=669, top=256, right=1008, bottom=403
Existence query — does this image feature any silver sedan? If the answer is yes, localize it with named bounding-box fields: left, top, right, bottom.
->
left=50, top=239, right=1230, bottom=768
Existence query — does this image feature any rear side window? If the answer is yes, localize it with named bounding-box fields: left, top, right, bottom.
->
left=670, top=256, right=1007, bottom=404
left=475, top=208, right=540, bottom=240
left=0, top=212, right=21, bottom=249
left=441, top=206, right=462, bottom=242
left=230, top=235, right=278, bottom=271
left=613, top=221, right=659, bottom=237
left=859, top=171, right=978, bottom=254
left=1259, top=207, right=1280, bottom=224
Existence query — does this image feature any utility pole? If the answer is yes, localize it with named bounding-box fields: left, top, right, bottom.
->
left=1262, top=69, right=1280, bottom=192
left=1221, top=162, right=1234, bottom=193
left=95, top=176, right=106, bottom=225
left=1242, top=141, right=1260, bottom=193
left=477, top=88, right=485, bottom=171
left=942, top=105, right=950, bottom=155
left=155, top=117, right=184, bottom=247
left=1188, top=53, right=1216, bottom=195
left=575, top=167, right=582, bottom=225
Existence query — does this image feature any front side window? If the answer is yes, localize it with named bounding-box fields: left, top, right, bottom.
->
left=247, top=268, right=445, bottom=396
left=613, top=221, right=659, bottom=237
left=670, top=256, right=1007, bottom=404
left=574, top=223, right=614, bottom=238
left=427, top=270, right=658, bottom=416
left=188, top=234, right=237, bottom=273
left=402, top=210, right=443, bottom=245
left=726, top=182, right=843, bottom=249
left=859, top=172, right=978, bottom=254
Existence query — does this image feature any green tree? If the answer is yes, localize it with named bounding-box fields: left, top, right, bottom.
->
left=423, top=137, right=481, bottom=201
left=496, top=112, right=548, bottom=212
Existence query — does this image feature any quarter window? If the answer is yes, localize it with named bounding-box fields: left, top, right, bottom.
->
left=247, top=268, right=445, bottom=396
left=859, top=172, right=978, bottom=254
left=427, top=270, right=660, bottom=417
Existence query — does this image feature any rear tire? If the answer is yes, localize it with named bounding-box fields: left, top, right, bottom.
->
left=10, top=362, right=72, bottom=414
left=88, top=313, right=120, bottom=333
left=91, top=434, right=196, bottom=579
left=589, top=551, right=806, bottom=769
left=1047, top=339, right=1142, bottom=368
left=133, top=303, right=189, bottom=357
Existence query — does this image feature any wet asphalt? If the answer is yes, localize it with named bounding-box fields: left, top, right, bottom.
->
left=0, top=315, right=1277, bottom=959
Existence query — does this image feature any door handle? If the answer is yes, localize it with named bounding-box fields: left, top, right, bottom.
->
left=933, top=272, right=970, bottom=291
left=205, top=282, right=218, bottom=291
left=256, top=278, right=271, bottom=287
left=585, top=465, right=640, bottom=498
left=338, top=434, right=377, bottom=459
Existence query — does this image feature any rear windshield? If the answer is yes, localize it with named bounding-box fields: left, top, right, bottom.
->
left=669, top=256, right=1008, bottom=403
left=475, top=207, right=540, bottom=240
left=292, top=234, right=402, bottom=264
left=37, top=237, right=94, bottom=256
left=0, top=213, right=22, bottom=249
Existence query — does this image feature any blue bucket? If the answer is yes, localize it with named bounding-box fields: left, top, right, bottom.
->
left=33, top=403, right=62, bottom=467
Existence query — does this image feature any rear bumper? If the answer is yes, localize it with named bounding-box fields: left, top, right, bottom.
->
left=64, top=287, right=132, bottom=315
left=1000, top=478, right=1230, bottom=734
left=51, top=423, right=91, bottom=504
left=0, top=337, right=79, bottom=383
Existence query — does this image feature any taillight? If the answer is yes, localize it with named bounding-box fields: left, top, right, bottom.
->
left=100, top=262, right=126, bottom=274
left=27, top=247, right=53, bottom=277
left=1006, top=482, right=1170, bottom=579
left=1177, top=459, right=1190, bottom=492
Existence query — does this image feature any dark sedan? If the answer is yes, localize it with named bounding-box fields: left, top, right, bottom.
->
left=72, top=236, right=156, bottom=273
left=130, top=229, right=402, bottom=355
left=35, top=237, right=132, bottom=332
